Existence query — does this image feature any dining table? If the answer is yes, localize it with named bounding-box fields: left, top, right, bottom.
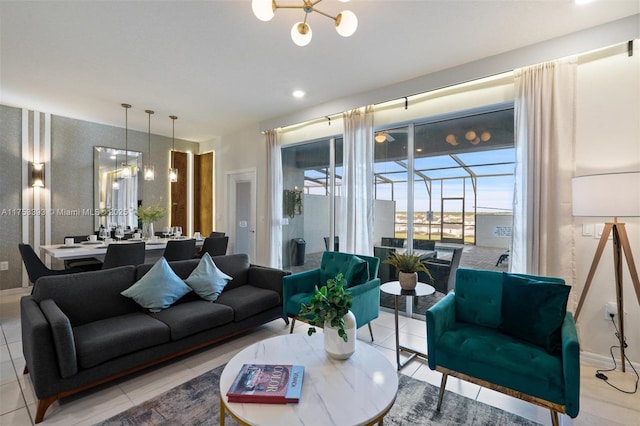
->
left=40, top=237, right=204, bottom=262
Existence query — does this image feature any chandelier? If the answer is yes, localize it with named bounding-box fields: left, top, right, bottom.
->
left=252, top=0, right=358, bottom=46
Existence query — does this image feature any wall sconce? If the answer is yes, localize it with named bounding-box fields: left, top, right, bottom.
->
left=30, top=163, right=44, bottom=187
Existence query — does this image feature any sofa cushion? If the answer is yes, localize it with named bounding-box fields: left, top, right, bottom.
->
left=73, top=313, right=170, bottom=369
left=185, top=253, right=233, bottom=301
left=211, top=254, right=250, bottom=291
left=32, top=266, right=139, bottom=326
left=500, top=273, right=570, bottom=353
left=437, top=323, right=565, bottom=405
left=344, top=255, right=369, bottom=288
left=149, top=300, right=235, bottom=340
left=454, top=268, right=503, bottom=328
left=122, top=258, right=192, bottom=312
left=216, top=285, right=281, bottom=322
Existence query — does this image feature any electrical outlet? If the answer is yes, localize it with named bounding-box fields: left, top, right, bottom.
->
left=0, top=261, right=8, bottom=271
left=605, top=302, right=617, bottom=320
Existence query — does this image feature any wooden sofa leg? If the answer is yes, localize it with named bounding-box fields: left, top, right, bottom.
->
left=368, top=323, right=374, bottom=342
left=289, top=318, right=296, bottom=334
left=550, top=410, right=559, bottom=426
left=35, top=396, right=58, bottom=424
left=436, top=373, right=448, bottom=411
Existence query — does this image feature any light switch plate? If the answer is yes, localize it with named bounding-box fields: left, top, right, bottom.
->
left=0, top=261, right=8, bottom=271
left=582, top=224, right=593, bottom=236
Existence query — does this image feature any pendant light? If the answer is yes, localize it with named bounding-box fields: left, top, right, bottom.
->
left=144, top=109, right=155, bottom=181
left=121, top=103, right=133, bottom=179
left=112, top=153, right=120, bottom=189
left=169, top=115, right=178, bottom=183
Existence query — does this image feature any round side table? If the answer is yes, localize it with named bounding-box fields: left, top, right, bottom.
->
left=380, top=281, right=435, bottom=370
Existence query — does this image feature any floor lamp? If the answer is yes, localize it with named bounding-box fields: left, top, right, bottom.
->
left=573, top=172, right=640, bottom=372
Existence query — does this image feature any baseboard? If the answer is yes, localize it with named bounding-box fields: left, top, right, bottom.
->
left=580, top=350, right=639, bottom=370
left=0, top=286, right=31, bottom=296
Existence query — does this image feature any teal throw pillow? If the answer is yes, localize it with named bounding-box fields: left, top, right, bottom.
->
left=121, top=258, right=192, bottom=312
left=500, top=273, right=570, bottom=353
left=184, top=252, right=232, bottom=301
left=344, top=255, right=369, bottom=288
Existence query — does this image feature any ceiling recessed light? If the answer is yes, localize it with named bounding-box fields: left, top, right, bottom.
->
left=292, top=90, right=305, bottom=98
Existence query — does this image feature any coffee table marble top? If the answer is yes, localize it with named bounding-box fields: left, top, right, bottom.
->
left=219, top=333, right=398, bottom=426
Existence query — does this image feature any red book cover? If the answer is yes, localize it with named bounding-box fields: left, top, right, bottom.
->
left=226, top=364, right=304, bottom=404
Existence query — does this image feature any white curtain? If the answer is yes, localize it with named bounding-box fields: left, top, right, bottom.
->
left=341, top=106, right=375, bottom=255
left=512, top=58, right=577, bottom=286
left=266, top=129, right=283, bottom=268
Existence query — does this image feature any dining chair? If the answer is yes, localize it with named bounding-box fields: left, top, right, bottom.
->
left=209, top=231, right=225, bottom=238
left=163, top=239, right=197, bottom=261
left=198, top=236, right=229, bottom=257
left=63, top=235, right=103, bottom=271
left=101, top=242, right=146, bottom=269
left=18, top=243, right=83, bottom=286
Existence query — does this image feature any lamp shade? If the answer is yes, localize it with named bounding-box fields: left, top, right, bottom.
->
left=252, top=0, right=274, bottom=21
left=335, top=10, right=357, bottom=37
left=291, top=22, right=312, bottom=46
left=572, top=172, right=640, bottom=217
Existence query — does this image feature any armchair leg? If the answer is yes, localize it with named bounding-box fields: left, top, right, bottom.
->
left=550, top=410, right=559, bottom=426
left=436, top=373, right=448, bottom=411
left=289, top=318, right=296, bottom=334
left=368, top=323, right=374, bottom=342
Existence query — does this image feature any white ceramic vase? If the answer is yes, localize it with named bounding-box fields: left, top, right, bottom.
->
left=324, top=310, right=357, bottom=360
left=399, top=271, right=418, bottom=290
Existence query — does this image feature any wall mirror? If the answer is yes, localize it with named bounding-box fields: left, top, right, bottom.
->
left=94, top=146, right=143, bottom=230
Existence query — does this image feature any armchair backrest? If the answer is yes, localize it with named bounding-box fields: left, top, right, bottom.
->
left=454, top=268, right=566, bottom=329
left=319, top=251, right=379, bottom=287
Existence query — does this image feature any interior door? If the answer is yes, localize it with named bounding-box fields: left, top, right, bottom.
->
left=226, top=169, right=256, bottom=261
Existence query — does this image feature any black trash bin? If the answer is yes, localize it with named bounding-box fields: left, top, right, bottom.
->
left=293, top=238, right=306, bottom=266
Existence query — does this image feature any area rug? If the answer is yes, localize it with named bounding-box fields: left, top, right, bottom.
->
left=96, top=364, right=541, bottom=426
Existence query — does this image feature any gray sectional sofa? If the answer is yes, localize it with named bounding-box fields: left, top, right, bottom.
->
left=21, top=253, right=289, bottom=423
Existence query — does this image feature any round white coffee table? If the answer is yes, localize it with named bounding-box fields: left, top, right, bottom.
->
left=219, top=333, right=398, bottom=425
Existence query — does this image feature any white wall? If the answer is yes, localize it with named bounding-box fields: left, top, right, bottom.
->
left=573, top=42, right=640, bottom=364
left=476, top=214, right=512, bottom=249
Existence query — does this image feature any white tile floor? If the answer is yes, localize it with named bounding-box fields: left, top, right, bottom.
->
left=1, top=288, right=638, bottom=426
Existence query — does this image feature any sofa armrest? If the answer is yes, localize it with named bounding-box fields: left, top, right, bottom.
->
left=425, top=292, right=456, bottom=370
left=561, top=311, right=580, bottom=418
left=20, top=296, right=62, bottom=399
left=248, top=264, right=290, bottom=296
left=39, top=299, right=78, bottom=378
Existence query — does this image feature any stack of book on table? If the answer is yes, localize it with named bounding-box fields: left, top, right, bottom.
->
left=226, top=364, right=304, bottom=404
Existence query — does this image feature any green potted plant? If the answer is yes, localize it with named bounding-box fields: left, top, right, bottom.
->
left=299, top=273, right=356, bottom=359
left=383, top=251, right=433, bottom=290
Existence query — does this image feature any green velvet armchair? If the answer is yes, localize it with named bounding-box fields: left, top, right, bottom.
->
left=283, top=251, right=380, bottom=341
left=426, top=268, right=580, bottom=426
